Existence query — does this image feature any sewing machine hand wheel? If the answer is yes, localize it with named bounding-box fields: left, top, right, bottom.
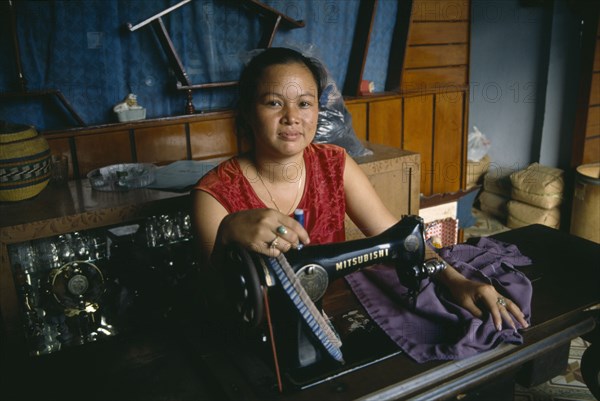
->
left=224, top=246, right=264, bottom=328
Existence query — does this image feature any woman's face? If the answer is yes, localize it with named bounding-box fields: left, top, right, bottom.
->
left=248, top=62, right=319, bottom=158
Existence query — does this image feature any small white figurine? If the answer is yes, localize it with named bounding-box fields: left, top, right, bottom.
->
left=113, top=93, right=143, bottom=113
left=113, top=93, right=146, bottom=122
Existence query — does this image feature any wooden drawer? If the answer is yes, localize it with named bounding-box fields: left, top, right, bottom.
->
left=74, top=130, right=132, bottom=176
left=189, top=117, right=238, bottom=160
left=134, top=124, right=188, bottom=164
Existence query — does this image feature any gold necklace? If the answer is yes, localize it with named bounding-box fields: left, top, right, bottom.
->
left=255, top=163, right=303, bottom=215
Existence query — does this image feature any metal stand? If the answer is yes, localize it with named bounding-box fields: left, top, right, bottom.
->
left=1, top=0, right=86, bottom=127
left=126, top=0, right=305, bottom=114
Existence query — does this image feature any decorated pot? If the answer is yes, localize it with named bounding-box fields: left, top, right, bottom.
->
left=0, top=123, right=51, bottom=202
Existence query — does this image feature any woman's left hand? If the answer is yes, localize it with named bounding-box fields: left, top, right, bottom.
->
left=446, top=276, right=529, bottom=332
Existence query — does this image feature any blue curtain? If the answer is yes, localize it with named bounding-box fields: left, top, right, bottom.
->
left=0, top=0, right=397, bottom=131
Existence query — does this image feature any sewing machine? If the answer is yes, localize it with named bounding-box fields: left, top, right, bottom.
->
left=220, top=215, right=446, bottom=391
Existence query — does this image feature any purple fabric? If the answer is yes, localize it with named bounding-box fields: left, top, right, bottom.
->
left=345, top=237, right=533, bottom=363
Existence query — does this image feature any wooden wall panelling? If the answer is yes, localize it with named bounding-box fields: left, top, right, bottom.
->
left=408, top=21, right=469, bottom=44
left=402, top=66, right=467, bottom=92
left=74, top=130, right=132, bottom=178
left=189, top=116, right=238, bottom=160
left=367, top=97, right=403, bottom=148
left=345, top=102, right=368, bottom=141
left=403, top=94, right=434, bottom=195
left=410, top=0, right=469, bottom=22
left=400, top=0, right=470, bottom=94
left=134, top=124, right=188, bottom=165
left=351, top=90, right=469, bottom=195
left=432, top=91, right=465, bottom=194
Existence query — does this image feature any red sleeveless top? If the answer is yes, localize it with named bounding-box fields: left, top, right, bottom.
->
left=194, top=143, right=346, bottom=244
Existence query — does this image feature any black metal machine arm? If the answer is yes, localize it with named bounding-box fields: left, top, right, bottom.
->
left=283, top=214, right=427, bottom=299
left=222, top=215, right=447, bottom=328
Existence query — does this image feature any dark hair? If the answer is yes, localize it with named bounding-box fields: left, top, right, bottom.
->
left=236, top=47, right=327, bottom=143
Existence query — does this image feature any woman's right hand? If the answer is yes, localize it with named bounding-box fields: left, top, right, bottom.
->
left=217, top=208, right=310, bottom=257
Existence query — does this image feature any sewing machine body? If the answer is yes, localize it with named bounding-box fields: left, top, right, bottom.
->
left=222, top=215, right=441, bottom=390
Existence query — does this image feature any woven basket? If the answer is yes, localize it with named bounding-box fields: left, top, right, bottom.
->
left=0, top=123, right=51, bottom=202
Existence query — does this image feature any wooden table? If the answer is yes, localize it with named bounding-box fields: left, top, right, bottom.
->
left=1, top=224, right=598, bottom=400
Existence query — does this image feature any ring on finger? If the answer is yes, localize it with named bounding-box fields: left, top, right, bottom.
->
left=276, top=225, right=288, bottom=235
left=269, top=236, right=279, bottom=249
left=497, top=296, right=507, bottom=308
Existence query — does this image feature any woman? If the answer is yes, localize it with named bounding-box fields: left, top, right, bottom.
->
left=192, top=47, right=528, bottom=333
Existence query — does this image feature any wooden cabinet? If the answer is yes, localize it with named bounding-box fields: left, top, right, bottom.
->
left=45, top=112, right=240, bottom=179
left=0, top=181, right=191, bottom=358
left=346, top=91, right=467, bottom=196
left=345, top=143, right=420, bottom=239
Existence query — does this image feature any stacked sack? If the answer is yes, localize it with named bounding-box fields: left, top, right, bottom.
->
left=478, top=167, right=514, bottom=224
left=507, top=163, right=563, bottom=229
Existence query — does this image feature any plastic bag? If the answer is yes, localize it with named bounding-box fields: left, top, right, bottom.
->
left=284, top=42, right=372, bottom=157
left=314, top=81, right=372, bottom=158
left=467, top=126, right=491, bottom=162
